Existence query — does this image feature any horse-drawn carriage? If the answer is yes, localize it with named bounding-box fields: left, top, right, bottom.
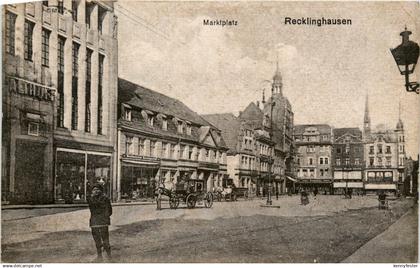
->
left=212, top=178, right=249, bottom=202
left=155, top=178, right=213, bottom=210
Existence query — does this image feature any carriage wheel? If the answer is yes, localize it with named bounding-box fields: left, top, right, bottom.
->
left=186, top=194, right=196, bottom=209
left=169, top=197, right=179, bottom=209
left=204, top=192, right=213, bottom=208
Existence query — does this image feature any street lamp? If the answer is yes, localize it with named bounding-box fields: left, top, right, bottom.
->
left=390, top=27, right=420, bottom=94
left=267, top=98, right=276, bottom=206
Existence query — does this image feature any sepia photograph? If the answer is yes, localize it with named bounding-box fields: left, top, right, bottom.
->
left=1, top=0, right=419, bottom=265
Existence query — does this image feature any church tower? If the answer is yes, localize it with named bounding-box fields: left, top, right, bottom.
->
left=363, top=94, right=371, bottom=137
left=396, top=101, right=405, bottom=168
left=272, top=61, right=283, bottom=96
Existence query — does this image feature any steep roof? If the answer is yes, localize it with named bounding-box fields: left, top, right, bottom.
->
left=294, top=124, right=332, bottom=136
left=333, top=128, right=362, bottom=140
left=118, top=78, right=209, bottom=126
left=201, top=113, right=240, bottom=152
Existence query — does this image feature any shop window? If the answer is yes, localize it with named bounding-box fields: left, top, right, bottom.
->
left=28, top=122, right=39, bottom=136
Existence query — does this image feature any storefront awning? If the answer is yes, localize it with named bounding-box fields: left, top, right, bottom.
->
left=122, top=159, right=159, bottom=167
left=286, top=176, right=297, bottom=182
left=365, top=184, right=396, bottom=190
left=333, top=182, right=364, bottom=188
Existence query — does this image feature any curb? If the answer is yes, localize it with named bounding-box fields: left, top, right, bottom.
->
left=1, top=201, right=155, bottom=210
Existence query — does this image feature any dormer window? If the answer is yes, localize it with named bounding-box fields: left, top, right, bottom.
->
left=186, top=123, right=192, bottom=135
left=124, top=107, right=131, bottom=121
left=177, top=120, right=184, bottom=134
left=162, top=117, right=168, bottom=131
left=147, top=114, right=154, bottom=126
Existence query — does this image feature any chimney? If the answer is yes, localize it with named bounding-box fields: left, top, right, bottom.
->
left=256, top=101, right=260, bottom=109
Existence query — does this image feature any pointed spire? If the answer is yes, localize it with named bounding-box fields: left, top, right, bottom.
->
left=262, top=89, right=266, bottom=104
left=397, top=99, right=404, bottom=130
left=364, top=93, right=371, bottom=134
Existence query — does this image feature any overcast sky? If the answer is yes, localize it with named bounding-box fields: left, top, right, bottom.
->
left=117, top=1, right=420, bottom=158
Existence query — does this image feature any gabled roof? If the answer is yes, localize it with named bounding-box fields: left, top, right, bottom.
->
left=294, top=124, right=332, bottom=136
left=118, top=78, right=209, bottom=126
left=239, top=102, right=263, bottom=121
left=201, top=113, right=240, bottom=152
left=333, top=128, right=362, bottom=141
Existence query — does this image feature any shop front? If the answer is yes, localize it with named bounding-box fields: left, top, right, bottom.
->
left=55, top=148, right=112, bottom=203
left=120, top=159, right=159, bottom=201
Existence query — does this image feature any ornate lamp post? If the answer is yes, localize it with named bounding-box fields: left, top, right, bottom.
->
left=390, top=27, right=420, bottom=94
left=267, top=99, right=275, bottom=205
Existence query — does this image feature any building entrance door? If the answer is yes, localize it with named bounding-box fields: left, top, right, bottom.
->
left=14, top=140, right=46, bottom=204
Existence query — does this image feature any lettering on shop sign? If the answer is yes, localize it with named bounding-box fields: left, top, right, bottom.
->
left=8, top=76, right=56, bottom=101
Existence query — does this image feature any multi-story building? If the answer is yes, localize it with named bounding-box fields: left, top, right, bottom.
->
left=363, top=96, right=406, bottom=194
left=117, top=78, right=228, bottom=201
left=332, top=128, right=364, bottom=194
left=261, top=65, right=295, bottom=194
left=2, top=1, right=118, bottom=204
left=293, top=124, right=333, bottom=193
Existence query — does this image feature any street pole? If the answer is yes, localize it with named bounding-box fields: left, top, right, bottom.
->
left=267, top=97, right=275, bottom=206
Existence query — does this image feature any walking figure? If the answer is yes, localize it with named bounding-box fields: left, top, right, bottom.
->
left=88, top=183, right=113, bottom=261
left=300, top=190, right=309, bottom=205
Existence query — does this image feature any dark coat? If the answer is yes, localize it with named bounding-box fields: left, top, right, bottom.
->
left=87, top=195, right=112, bottom=227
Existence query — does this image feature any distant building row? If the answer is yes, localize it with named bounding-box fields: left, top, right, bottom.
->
left=293, top=95, right=408, bottom=195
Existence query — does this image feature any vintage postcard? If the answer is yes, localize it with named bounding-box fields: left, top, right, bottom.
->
left=1, top=0, right=419, bottom=265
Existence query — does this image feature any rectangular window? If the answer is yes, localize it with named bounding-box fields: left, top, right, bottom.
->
left=71, top=43, right=80, bottom=130
left=85, top=49, right=93, bottom=132
left=170, top=144, right=175, bottom=159
left=162, top=118, right=168, bottom=130
left=369, top=157, right=374, bottom=166
left=41, top=29, right=50, bottom=67
left=72, top=1, right=78, bottom=21
left=72, top=42, right=80, bottom=77
left=319, top=158, right=323, bottom=165
left=57, top=0, right=64, bottom=14
left=369, top=146, right=374, bottom=154
left=147, top=115, right=154, bottom=126
left=336, top=158, right=341, bottom=166
left=386, top=146, right=391, bottom=154
left=150, top=141, right=155, bottom=157
left=28, top=122, right=39, bottom=136
left=98, top=6, right=106, bottom=34
left=187, top=124, right=192, bottom=135
left=42, top=1, right=48, bottom=6
left=355, top=158, right=360, bottom=165
left=386, top=157, right=391, bottom=167
left=177, top=121, right=183, bottom=133
left=378, top=145, right=383, bottom=154
left=57, top=36, right=66, bottom=128
left=86, top=3, right=93, bottom=28
left=336, top=148, right=341, bottom=154
left=126, top=137, right=133, bottom=155
left=98, top=54, right=104, bottom=135
left=345, top=158, right=350, bottom=165
left=325, top=158, right=328, bottom=165
left=138, top=139, right=144, bottom=155
left=124, top=108, right=131, bottom=121
left=24, top=20, right=35, bottom=61
left=5, top=12, right=17, bottom=55
left=309, top=158, right=313, bottom=165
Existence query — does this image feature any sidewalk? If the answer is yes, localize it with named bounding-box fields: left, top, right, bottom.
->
left=1, top=200, right=154, bottom=210
left=342, top=205, right=418, bottom=263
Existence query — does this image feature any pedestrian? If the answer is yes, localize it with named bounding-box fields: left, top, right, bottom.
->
left=87, top=183, right=113, bottom=261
